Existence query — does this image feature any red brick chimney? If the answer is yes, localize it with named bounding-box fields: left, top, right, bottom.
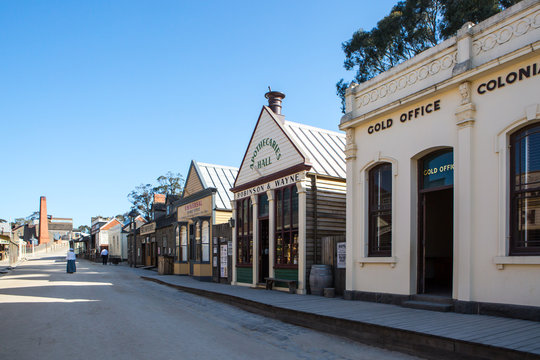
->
left=38, top=196, right=50, bottom=244
left=154, top=194, right=166, bottom=204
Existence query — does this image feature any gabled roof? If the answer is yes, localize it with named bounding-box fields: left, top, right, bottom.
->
left=182, top=160, right=238, bottom=210
left=233, top=106, right=345, bottom=190
left=100, top=218, right=121, bottom=231
left=282, top=120, right=346, bottom=179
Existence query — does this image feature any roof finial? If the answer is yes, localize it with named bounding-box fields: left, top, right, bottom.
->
left=268, top=86, right=272, bottom=92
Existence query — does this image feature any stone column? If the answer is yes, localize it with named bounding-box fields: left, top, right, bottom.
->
left=455, top=81, right=475, bottom=301
left=231, top=200, right=237, bottom=285
left=251, top=194, right=259, bottom=287
left=344, top=128, right=357, bottom=293
left=267, top=189, right=275, bottom=278
left=296, top=174, right=308, bottom=294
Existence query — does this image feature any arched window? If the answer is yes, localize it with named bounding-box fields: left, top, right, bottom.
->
left=202, top=221, right=210, bottom=262
left=369, top=163, right=392, bottom=257
left=510, top=124, right=540, bottom=255
left=180, top=226, right=188, bottom=262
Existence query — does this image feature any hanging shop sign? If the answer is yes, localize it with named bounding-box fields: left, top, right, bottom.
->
left=234, top=171, right=306, bottom=200
left=422, top=150, right=454, bottom=190
left=178, top=196, right=212, bottom=221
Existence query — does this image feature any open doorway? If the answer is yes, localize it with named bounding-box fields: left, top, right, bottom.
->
left=418, top=149, right=454, bottom=297
left=259, top=219, right=269, bottom=283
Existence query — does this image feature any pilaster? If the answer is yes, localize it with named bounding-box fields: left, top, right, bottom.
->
left=267, top=189, right=275, bottom=278
left=296, top=174, right=308, bottom=294
left=231, top=200, right=237, bottom=285
left=345, top=128, right=357, bottom=291
left=251, top=194, right=259, bottom=287
left=454, top=81, right=475, bottom=301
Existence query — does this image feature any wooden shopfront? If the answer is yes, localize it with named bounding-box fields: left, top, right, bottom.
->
left=174, top=160, right=238, bottom=281
left=230, top=91, right=347, bottom=294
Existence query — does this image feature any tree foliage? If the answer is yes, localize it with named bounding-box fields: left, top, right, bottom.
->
left=337, top=0, right=521, bottom=112
left=76, top=225, right=91, bottom=234
left=155, top=171, right=184, bottom=196
left=127, top=171, right=185, bottom=220
left=127, top=183, right=155, bottom=221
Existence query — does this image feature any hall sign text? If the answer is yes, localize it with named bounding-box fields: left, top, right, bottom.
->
left=367, top=100, right=441, bottom=134
left=250, top=137, right=282, bottom=170
left=234, top=172, right=304, bottom=200
left=477, top=61, right=539, bottom=95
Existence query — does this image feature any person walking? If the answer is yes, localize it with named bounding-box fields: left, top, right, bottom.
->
left=100, top=248, right=109, bottom=265
left=66, top=248, right=76, bottom=273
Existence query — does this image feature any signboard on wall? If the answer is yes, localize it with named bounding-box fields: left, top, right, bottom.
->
left=140, top=222, right=156, bottom=236
left=178, top=196, right=212, bottom=221
left=220, top=244, right=228, bottom=278
left=234, top=172, right=305, bottom=200
left=337, top=242, right=346, bottom=269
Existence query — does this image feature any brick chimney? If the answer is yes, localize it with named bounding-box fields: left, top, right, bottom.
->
left=154, top=194, right=166, bottom=204
left=38, top=196, right=50, bottom=244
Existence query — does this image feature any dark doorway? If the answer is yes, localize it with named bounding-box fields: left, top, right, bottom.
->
left=418, top=149, right=454, bottom=297
left=259, top=219, right=269, bottom=283
left=420, top=188, right=453, bottom=295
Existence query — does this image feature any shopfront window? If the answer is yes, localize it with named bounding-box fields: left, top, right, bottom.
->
left=202, top=221, right=210, bottom=262
left=510, top=124, right=540, bottom=255
left=236, top=197, right=252, bottom=265
left=275, top=185, right=298, bottom=266
left=369, top=163, right=392, bottom=257
left=180, top=226, right=188, bottom=262
left=259, top=193, right=269, bottom=217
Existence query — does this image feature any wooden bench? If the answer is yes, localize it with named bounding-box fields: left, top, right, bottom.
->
left=265, top=277, right=297, bottom=294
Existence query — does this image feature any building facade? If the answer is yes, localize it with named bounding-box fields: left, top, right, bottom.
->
left=340, top=0, right=540, bottom=317
left=174, top=161, right=237, bottom=280
left=230, top=92, right=346, bottom=294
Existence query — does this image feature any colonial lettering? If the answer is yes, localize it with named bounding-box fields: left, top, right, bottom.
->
left=477, top=62, right=539, bottom=95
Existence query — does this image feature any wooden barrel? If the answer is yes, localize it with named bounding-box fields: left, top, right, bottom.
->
left=309, top=265, right=333, bottom=296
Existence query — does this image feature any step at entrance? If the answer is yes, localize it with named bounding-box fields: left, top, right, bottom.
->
left=402, top=294, right=454, bottom=312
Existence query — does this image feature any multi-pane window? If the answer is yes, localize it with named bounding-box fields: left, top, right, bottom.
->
left=202, top=221, right=210, bottom=262
left=236, top=198, right=253, bottom=265
left=510, top=124, right=540, bottom=255
left=369, top=163, right=392, bottom=257
left=180, top=226, right=188, bottom=262
left=275, top=185, right=299, bottom=266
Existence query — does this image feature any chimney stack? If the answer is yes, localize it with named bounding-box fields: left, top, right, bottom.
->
left=38, top=196, right=50, bottom=244
left=265, top=91, right=286, bottom=115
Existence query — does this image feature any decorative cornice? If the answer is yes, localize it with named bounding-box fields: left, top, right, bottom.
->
left=472, top=8, right=540, bottom=56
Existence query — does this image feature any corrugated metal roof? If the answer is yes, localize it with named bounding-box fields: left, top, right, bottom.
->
left=282, top=121, right=346, bottom=179
left=196, top=162, right=239, bottom=210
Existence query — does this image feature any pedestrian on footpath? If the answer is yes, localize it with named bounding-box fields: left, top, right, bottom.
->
left=100, top=248, right=108, bottom=265
left=66, top=248, right=76, bottom=273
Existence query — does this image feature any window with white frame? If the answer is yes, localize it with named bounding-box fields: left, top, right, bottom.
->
left=202, top=221, right=210, bottom=262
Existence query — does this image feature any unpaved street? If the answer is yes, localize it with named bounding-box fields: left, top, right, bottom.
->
left=0, top=252, right=421, bottom=360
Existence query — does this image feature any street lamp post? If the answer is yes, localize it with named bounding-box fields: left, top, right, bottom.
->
left=128, top=210, right=138, bottom=268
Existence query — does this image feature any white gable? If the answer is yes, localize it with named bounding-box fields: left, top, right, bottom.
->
left=235, top=107, right=305, bottom=187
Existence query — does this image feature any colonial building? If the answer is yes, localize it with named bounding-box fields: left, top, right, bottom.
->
left=91, top=217, right=121, bottom=252
left=175, top=161, right=237, bottom=280
left=230, top=91, right=346, bottom=294
left=339, top=0, right=540, bottom=318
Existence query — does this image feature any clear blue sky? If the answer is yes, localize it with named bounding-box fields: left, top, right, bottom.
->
left=1, top=0, right=397, bottom=227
